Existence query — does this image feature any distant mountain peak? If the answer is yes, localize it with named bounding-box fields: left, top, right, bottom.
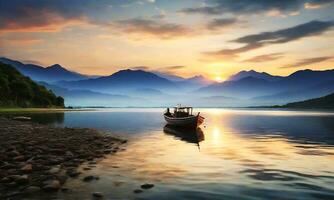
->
left=288, top=68, right=334, bottom=80
left=228, top=69, right=282, bottom=82
left=116, top=69, right=143, bottom=73
left=48, top=64, right=63, bottom=69
left=0, top=57, right=87, bottom=82
left=111, top=69, right=158, bottom=77
left=189, top=75, right=204, bottom=79
left=238, top=76, right=268, bottom=82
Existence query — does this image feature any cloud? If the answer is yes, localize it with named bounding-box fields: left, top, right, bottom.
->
left=282, top=56, right=333, bottom=68
left=203, top=43, right=263, bottom=60
left=112, top=18, right=193, bottom=39
left=2, top=38, right=43, bottom=46
left=131, top=66, right=150, bottom=70
left=21, top=59, right=45, bottom=66
left=0, top=35, right=44, bottom=46
left=153, top=65, right=186, bottom=76
left=233, top=20, right=334, bottom=44
left=206, top=18, right=239, bottom=30
left=204, top=20, right=334, bottom=59
left=243, top=53, right=284, bottom=63
left=0, top=0, right=157, bottom=32
left=0, top=0, right=94, bottom=32
left=304, top=0, right=334, bottom=9
left=159, top=65, right=186, bottom=71
left=130, top=65, right=185, bottom=72
left=181, top=0, right=334, bottom=16
left=181, top=0, right=301, bottom=15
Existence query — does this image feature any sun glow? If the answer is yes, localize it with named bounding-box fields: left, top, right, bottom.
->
left=215, top=76, right=223, bottom=82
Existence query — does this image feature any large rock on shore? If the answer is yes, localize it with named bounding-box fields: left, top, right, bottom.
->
left=42, top=180, right=61, bottom=192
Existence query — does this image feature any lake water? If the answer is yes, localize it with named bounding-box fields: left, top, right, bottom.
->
left=5, top=108, right=334, bottom=200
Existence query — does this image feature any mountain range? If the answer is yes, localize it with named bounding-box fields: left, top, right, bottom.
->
left=228, top=70, right=283, bottom=82
left=1, top=57, right=333, bottom=107
left=56, top=69, right=177, bottom=94
left=0, top=57, right=89, bottom=82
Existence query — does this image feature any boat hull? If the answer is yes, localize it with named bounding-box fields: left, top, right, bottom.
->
left=163, top=124, right=205, bottom=144
left=164, top=114, right=204, bottom=128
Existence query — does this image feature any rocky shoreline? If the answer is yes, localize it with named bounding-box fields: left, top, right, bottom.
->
left=0, top=117, right=127, bottom=199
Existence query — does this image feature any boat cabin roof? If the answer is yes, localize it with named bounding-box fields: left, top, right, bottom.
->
left=172, top=106, right=193, bottom=109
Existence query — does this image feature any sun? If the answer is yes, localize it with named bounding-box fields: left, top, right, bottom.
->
left=215, top=76, right=223, bottom=82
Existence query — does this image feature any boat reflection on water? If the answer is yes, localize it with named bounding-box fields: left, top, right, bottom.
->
left=163, top=124, right=205, bottom=148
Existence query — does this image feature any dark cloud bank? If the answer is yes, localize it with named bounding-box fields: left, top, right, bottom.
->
left=181, top=0, right=334, bottom=15
left=205, top=20, right=334, bottom=59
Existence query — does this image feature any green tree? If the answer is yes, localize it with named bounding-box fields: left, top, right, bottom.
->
left=0, top=62, right=65, bottom=108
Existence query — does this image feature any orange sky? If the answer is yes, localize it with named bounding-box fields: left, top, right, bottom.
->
left=0, top=0, right=334, bottom=80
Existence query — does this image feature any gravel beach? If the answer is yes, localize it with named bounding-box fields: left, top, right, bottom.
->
left=0, top=117, right=126, bottom=199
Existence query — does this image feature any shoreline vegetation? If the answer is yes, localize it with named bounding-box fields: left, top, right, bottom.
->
left=0, top=63, right=64, bottom=108
left=0, top=117, right=127, bottom=199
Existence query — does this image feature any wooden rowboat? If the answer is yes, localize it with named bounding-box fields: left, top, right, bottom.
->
left=163, top=106, right=204, bottom=128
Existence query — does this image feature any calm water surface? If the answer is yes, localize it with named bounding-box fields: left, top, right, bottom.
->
left=6, top=108, right=334, bottom=200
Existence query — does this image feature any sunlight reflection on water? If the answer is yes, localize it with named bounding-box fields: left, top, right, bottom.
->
left=6, top=108, right=334, bottom=200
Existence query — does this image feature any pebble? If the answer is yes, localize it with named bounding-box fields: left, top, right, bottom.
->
left=92, top=192, right=103, bottom=198
left=134, top=189, right=143, bottom=194
left=13, top=116, right=31, bottom=121
left=0, top=117, right=125, bottom=195
left=49, top=166, right=61, bottom=174
left=66, top=169, right=81, bottom=178
left=1, top=177, right=11, bottom=183
left=83, top=175, right=94, bottom=182
left=141, top=183, right=154, bottom=189
left=14, top=175, right=29, bottom=184
left=83, top=175, right=99, bottom=182
left=13, top=155, right=24, bottom=161
left=21, top=164, right=33, bottom=173
left=24, top=186, right=41, bottom=194
left=65, top=151, right=74, bottom=158
left=42, top=180, right=61, bottom=192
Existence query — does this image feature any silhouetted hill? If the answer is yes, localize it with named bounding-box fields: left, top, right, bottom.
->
left=56, top=69, right=177, bottom=93
left=0, top=57, right=88, bottom=82
left=228, top=70, right=283, bottom=82
left=281, top=93, right=334, bottom=109
left=277, top=69, right=334, bottom=89
left=0, top=62, right=64, bottom=107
